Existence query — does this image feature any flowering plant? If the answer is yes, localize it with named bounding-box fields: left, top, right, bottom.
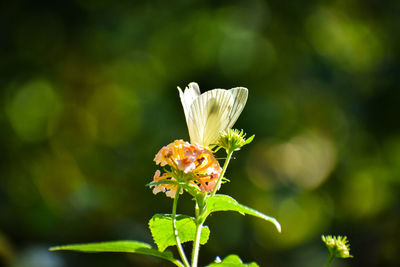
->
left=49, top=83, right=352, bottom=267
left=49, top=83, right=280, bottom=266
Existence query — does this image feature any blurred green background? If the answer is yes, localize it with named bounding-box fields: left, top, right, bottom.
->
left=1, top=0, right=399, bottom=266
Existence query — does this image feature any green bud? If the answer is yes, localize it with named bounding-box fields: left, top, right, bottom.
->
left=322, top=235, right=353, bottom=259
left=216, top=129, right=254, bottom=153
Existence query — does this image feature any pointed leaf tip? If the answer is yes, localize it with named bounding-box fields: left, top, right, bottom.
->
left=205, top=194, right=281, bottom=233
left=49, top=241, right=183, bottom=266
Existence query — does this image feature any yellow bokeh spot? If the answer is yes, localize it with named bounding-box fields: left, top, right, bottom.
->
left=252, top=193, right=330, bottom=249
left=248, top=131, right=337, bottom=190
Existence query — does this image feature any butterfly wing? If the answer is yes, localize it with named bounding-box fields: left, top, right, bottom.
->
left=178, top=82, right=200, bottom=128
left=227, top=87, right=248, bottom=129
left=187, top=87, right=248, bottom=146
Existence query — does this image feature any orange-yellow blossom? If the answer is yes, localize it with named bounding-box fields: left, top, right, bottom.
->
left=151, top=140, right=222, bottom=198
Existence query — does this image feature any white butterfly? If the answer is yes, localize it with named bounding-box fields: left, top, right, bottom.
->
left=178, top=82, right=248, bottom=147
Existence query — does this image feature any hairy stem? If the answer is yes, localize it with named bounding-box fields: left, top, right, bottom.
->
left=172, top=186, right=190, bottom=267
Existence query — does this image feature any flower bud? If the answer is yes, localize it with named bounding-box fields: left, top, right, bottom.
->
left=216, top=129, right=254, bottom=153
left=322, top=235, right=353, bottom=259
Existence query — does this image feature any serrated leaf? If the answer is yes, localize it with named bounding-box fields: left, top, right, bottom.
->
left=149, top=214, right=210, bottom=252
left=205, top=194, right=281, bottom=232
left=207, top=254, right=259, bottom=267
left=49, top=240, right=183, bottom=266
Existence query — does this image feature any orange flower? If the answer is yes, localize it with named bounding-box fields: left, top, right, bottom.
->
left=151, top=170, right=182, bottom=198
left=151, top=140, right=222, bottom=198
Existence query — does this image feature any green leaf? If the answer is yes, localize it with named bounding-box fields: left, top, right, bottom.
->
left=207, top=254, right=259, bottom=267
left=149, top=214, right=210, bottom=252
left=49, top=240, right=183, bottom=266
left=146, top=180, right=178, bottom=187
left=180, top=183, right=204, bottom=199
left=244, top=134, right=255, bottom=145
left=205, top=194, right=281, bottom=232
left=147, top=180, right=204, bottom=199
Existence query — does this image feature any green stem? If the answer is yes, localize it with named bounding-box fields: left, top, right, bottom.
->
left=211, top=150, right=234, bottom=196
left=172, top=259, right=186, bottom=267
left=191, top=151, right=234, bottom=267
left=191, top=213, right=204, bottom=267
left=325, top=254, right=334, bottom=267
left=172, top=185, right=190, bottom=267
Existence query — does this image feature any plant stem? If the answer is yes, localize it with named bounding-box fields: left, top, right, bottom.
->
left=211, top=150, right=234, bottom=197
left=172, top=259, right=186, bottom=267
left=191, top=214, right=204, bottom=267
left=172, top=185, right=190, bottom=267
left=191, top=151, right=234, bottom=267
left=325, top=254, right=334, bottom=267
